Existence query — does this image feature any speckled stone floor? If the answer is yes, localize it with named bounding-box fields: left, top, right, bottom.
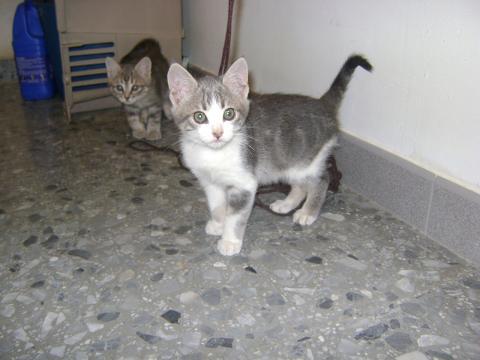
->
left=1, top=81, right=479, bottom=360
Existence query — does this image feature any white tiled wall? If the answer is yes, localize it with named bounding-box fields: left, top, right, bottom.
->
left=0, top=0, right=18, bottom=60
left=182, top=0, right=480, bottom=195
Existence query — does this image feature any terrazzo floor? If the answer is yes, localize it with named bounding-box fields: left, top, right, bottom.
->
left=1, top=81, right=479, bottom=360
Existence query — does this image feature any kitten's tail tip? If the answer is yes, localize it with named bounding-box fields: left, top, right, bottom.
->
left=347, top=54, right=373, bottom=72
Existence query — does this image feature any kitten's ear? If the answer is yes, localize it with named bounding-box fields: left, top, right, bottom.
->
left=167, top=63, right=197, bottom=106
left=105, top=57, right=121, bottom=80
left=223, top=57, right=249, bottom=98
left=135, top=57, right=152, bottom=82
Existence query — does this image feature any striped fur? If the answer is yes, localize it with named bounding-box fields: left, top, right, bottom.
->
left=105, top=39, right=170, bottom=140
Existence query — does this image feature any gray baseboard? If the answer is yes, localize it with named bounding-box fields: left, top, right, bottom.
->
left=0, top=59, right=17, bottom=81
left=336, top=132, right=480, bottom=266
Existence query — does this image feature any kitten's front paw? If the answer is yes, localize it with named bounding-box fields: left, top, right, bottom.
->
left=217, top=238, right=242, bottom=256
left=293, top=209, right=318, bottom=226
left=270, top=199, right=295, bottom=214
left=145, top=131, right=161, bottom=141
left=132, top=130, right=146, bottom=139
left=206, top=220, right=223, bottom=236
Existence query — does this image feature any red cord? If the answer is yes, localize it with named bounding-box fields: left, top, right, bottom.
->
left=215, top=0, right=342, bottom=214
left=218, top=0, right=235, bottom=76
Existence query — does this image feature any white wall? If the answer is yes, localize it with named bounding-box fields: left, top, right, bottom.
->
left=182, top=0, right=480, bottom=194
left=0, top=0, right=18, bottom=59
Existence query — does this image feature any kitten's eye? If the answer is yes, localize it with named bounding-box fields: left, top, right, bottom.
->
left=223, top=108, right=235, bottom=121
left=115, top=85, right=123, bottom=92
left=193, top=111, right=207, bottom=124
left=132, top=85, right=139, bottom=92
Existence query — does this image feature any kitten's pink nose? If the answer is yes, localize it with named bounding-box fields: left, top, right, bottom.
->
left=213, top=130, right=223, bottom=140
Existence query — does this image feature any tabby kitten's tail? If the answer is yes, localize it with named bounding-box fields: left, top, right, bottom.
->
left=325, top=54, right=373, bottom=104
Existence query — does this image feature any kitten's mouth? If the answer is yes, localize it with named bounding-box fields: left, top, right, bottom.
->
left=208, top=139, right=227, bottom=148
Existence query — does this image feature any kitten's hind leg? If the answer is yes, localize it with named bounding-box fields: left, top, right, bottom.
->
left=203, top=184, right=227, bottom=236
left=270, top=184, right=306, bottom=214
left=293, top=176, right=328, bottom=226
left=145, top=105, right=163, bottom=141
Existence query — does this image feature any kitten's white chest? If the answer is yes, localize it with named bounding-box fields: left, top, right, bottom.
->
left=182, top=138, right=249, bottom=187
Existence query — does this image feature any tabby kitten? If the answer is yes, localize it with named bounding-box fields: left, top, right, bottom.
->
left=167, top=55, right=372, bottom=256
left=105, top=39, right=170, bottom=140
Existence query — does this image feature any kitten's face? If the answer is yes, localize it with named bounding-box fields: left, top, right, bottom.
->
left=105, top=57, right=151, bottom=105
left=167, top=59, right=250, bottom=149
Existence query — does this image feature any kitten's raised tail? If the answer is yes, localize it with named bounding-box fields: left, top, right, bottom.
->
left=326, top=54, right=372, bottom=102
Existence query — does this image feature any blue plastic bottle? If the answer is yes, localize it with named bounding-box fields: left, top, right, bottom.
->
left=12, top=0, right=55, bottom=100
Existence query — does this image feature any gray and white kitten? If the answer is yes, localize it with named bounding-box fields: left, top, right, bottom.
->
left=167, top=55, right=372, bottom=256
left=106, top=39, right=171, bottom=140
